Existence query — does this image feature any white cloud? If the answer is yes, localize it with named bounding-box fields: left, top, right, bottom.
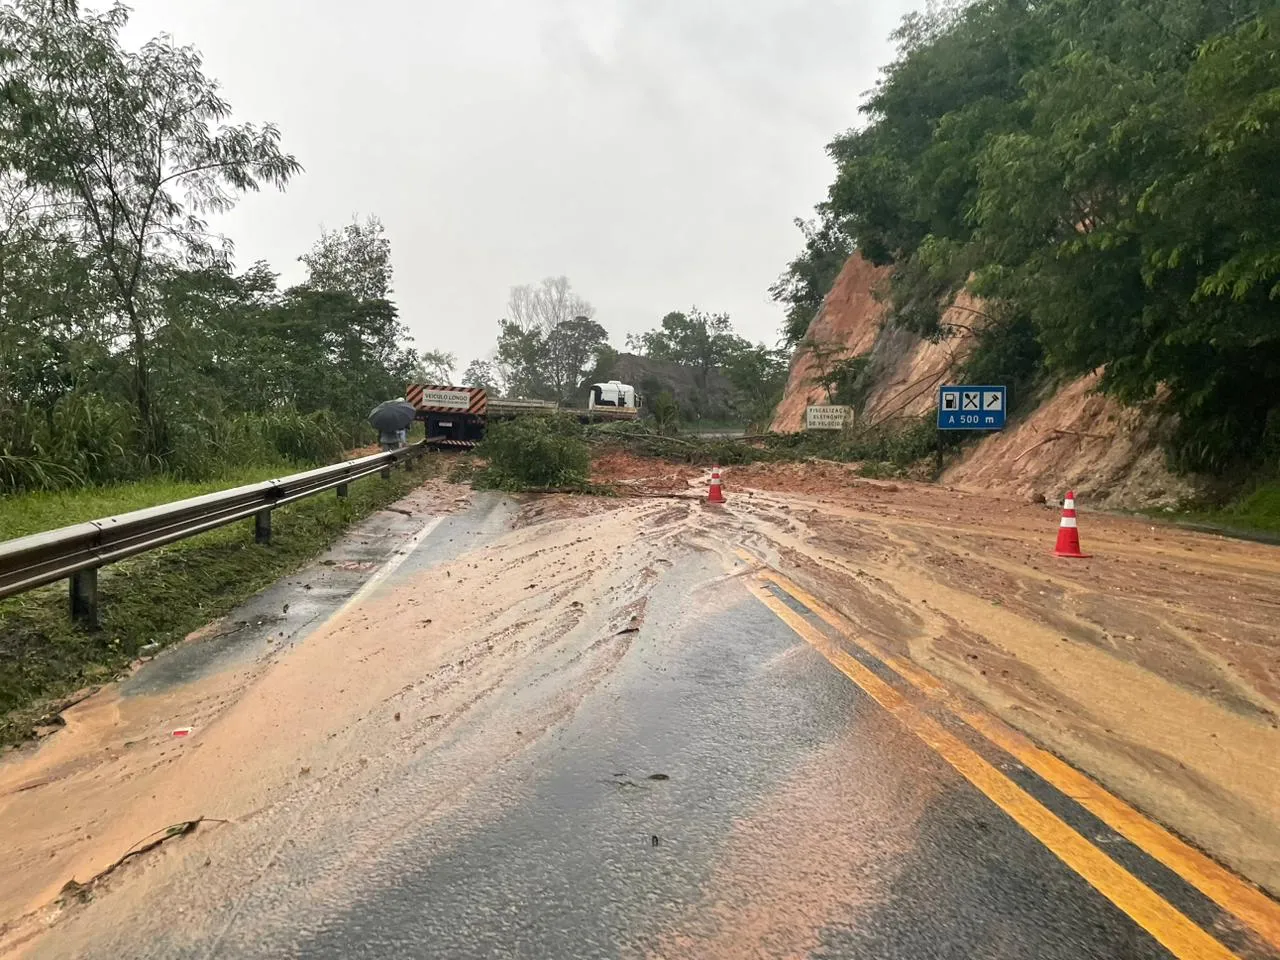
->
left=121, top=0, right=920, bottom=367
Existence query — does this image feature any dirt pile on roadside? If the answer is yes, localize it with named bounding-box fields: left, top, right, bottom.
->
left=590, top=451, right=904, bottom=501
left=724, top=460, right=880, bottom=495
left=590, top=450, right=697, bottom=493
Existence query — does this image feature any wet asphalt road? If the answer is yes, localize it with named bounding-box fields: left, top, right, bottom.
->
left=32, top=497, right=1276, bottom=960
left=274, top=573, right=1172, bottom=960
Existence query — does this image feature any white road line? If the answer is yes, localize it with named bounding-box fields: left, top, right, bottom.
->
left=330, top=515, right=444, bottom=620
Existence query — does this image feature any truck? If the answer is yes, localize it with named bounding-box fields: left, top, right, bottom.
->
left=406, top=382, right=639, bottom=448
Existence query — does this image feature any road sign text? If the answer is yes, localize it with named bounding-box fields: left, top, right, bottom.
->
left=938, top=386, right=1006, bottom=430
left=806, top=405, right=853, bottom=430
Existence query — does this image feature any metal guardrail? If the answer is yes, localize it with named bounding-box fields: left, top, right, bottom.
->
left=0, top=443, right=424, bottom=624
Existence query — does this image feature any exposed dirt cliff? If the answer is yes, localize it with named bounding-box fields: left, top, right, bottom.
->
left=772, top=254, right=1196, bottom=508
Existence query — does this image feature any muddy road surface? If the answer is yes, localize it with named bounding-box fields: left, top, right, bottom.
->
left=1, top=470, right=1277, bottom=959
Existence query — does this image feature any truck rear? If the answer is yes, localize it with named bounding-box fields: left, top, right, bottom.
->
left=406, top=385, right=562, bottom=448
left=406, top=385, right=487, bottom=447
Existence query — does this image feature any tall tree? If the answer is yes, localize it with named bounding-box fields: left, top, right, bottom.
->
left=630, top=309, right=750, bottom=389
left=507, top=276, right=594, bottom=334
left=409, top=349, right=455, bottom=386
left=461, top=358, right=497, bottom=392
left=545, top=315, right=608, bottom=402
left=300, top=215, right=392, bottom=301
left=493, top=277, right=602, bottom=401
left=723, top=344, right=790, bottom=429
left=494, top=319, right=550, bottom=400
left=0, top=0, right=301, bottom=453
left=770, top=217, right=851, bottom=346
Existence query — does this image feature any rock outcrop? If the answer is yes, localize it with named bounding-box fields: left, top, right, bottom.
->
left=771, top=254, right=1196, bottom=507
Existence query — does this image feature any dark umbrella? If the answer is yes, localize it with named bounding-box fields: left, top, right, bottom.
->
left=368, top=400, right=417, bottom=433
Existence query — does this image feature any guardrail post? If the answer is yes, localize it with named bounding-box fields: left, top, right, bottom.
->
left=336, top=483, right=349, bottom=499
left=379, top=466, right=392, bottom=480
left=70, top=568, right=98, bottom=627
left=254, top=509, right=272, bottom=544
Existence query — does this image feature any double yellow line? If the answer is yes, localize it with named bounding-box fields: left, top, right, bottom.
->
left=739, top=554, right=1280, bottom=960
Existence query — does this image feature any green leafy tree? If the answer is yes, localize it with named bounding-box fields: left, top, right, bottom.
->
left=409, top=350, right=456, bottom=386
left=723, top=344, right=790, bottom=430
left=770, top=217, right=851, bottom=346
left=650, top=391, right=680, bottom=435
left=0, top=0, right=301, bottom=454
left=493, top=277, right=602, bottom=401
left=300, top=215, right=392, bottom=301
left=546, top=315, right=608, bottom=402
left=630, top=309, right=750, bottom=389
left=780, top=0, right=1280, bottom=473
left=495, top=319, right=550, bottom=399
left=461, top=358, right=497, bottom=392
left=0, top=4, right=437, bottom=492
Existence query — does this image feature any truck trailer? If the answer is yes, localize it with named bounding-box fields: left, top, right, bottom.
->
left=406, top=383, right=639, bottom=449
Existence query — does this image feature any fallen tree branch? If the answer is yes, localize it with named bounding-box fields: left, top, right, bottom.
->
left=1052, top=428, right=1111, bottom=441
left=1012, top=436, right=1061, bottom=463
left=1012, top=428, right=1113, bottom=463
left=60, top=817, right=228, bottom=899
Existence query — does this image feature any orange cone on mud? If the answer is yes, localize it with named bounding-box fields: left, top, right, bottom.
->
left=1053, top=490, right=1090, bottom=558
left=708, top=468, right=726, bottom=504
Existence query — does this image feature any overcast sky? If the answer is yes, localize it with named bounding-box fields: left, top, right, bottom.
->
left=122, top=0, right=920, bottom=371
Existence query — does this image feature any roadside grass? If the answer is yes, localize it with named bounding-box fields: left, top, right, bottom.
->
left=1224, top=482, right=1280, bottom=533
left=0, top=462, right=429, bottom=747
left=0, top=467, right=286, bottom=542
left=1159, top=480, right=1280, bottom=539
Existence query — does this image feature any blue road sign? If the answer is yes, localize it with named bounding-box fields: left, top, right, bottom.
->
left=938, top=385, right=1006, bottom=430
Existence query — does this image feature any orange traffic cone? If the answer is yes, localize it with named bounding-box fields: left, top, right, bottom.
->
left=1053, top=490, right=1090, bottom=558
left=707, top=468, right=726, bottom=504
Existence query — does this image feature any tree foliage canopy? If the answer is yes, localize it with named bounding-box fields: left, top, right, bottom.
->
left=774, top=0, right=1280, bottom=472
left=0, top=2, right=433, bottom=492
left=626, top=307, right=788, bottom=428
left=300, top=216, right=393, bottom=302
left=491, top=277, right=608, bottom=402
left=628, top=309, right=750, bottom=389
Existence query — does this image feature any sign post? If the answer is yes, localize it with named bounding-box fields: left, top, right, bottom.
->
left=936, top=385, right=1007, bottom=473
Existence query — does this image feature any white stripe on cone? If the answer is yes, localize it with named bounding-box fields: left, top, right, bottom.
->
left=1060, top=517, right=1077, bottom=528
left=1064, top=498, right=1075, bottom=509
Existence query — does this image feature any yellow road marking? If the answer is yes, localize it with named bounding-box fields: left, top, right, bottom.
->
left=743, top=576, right=1241, bottom=960
left=752, top=565, right=1280, bottom=954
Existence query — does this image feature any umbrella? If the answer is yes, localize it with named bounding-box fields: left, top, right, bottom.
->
left=368, top=400, right=417, bottom=433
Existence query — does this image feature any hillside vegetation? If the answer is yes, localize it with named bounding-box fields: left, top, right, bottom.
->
left=772, top=0, right=1280, bottom=477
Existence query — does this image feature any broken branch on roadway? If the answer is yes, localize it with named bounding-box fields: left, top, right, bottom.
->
left=59, top=817, right=227, bottom=900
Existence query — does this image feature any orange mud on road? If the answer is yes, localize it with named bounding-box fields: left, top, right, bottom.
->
left=0, top=460, right=1277, bottom=956
left=685, top=458, right=1279, bottom=896
left=593, top=452, right=1279, bottom=894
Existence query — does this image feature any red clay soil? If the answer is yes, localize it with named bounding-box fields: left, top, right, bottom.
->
left=769, top=251, right=1190, bottom=508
